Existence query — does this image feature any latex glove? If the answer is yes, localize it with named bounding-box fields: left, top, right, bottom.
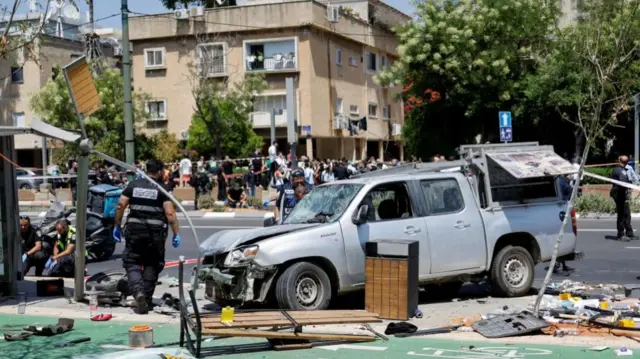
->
left=113, top=227, right=122, bottom=243
left=44, top=258, right=53, bottom=270
left=22, top=253, right=27, bottom=263
left=172, top=234, right=182, bottom=248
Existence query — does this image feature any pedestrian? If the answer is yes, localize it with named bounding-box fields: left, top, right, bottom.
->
left=611, top=155, right=636, bottom=240
left=215, top=162, right=226, bottom=202
left=113, top=159, right=181, bottom=314
left=244, top=167, right=256, bottom=197
left=20, top=216, right=48, bottom=276
left=227, top=179, right=248, bottom=208
left=268, top=141, right=278, bottom=180
left=192, top=164, right=211, bottom=210
left=46, top=219, right=86, bottom=278
left=251, top=148, right=263, bottom=191
left=222, top=156, right=234, bottom=185
left=67, top=161, right=78, bottom=206
left=179, top=154, right=191, bottom=188
left=274, top=169, right=309, bottom=223
left=303, top=160, right=314, bottom=190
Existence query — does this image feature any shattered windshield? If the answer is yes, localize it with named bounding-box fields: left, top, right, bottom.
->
left=283, top=184, right=364, bottom=224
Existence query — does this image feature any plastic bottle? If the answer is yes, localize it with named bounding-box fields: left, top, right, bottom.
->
left=555, top=328, right=579, bottom=337
left=89, top=286, right=98, bottom=317
left=221, top=306, right=234, bottom=323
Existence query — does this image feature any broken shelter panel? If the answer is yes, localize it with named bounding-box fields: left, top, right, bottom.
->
left=487, top=151, right=576, bottom=179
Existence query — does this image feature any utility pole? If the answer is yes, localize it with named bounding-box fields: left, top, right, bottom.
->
left=286, top=77, right=297, bottom=169
left=122, top=0, right=135, bottom=167
left=41, top=136, right=47, bottom=186
left=270, top=108, right=276, bottom=146
left=635, top=93, right=639, bottom=175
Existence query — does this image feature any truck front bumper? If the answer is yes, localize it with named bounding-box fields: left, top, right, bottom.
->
left=202, top=264, right=278, bottom=304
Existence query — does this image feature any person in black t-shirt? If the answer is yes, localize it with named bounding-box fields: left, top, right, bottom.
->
left=113, top=159, right=180, bottom=314
left=227, top=180, right=247, bottom=208
left=20, top=216, right=48, bottom=276
left=222, top=156, right=234, bottom=177
left=215, top=165, right=226, bottom=201
left=334, top=161, right=349, bottom=180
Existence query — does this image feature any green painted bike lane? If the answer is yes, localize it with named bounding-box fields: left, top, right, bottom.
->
left=0, top=314, right=627, bottom=359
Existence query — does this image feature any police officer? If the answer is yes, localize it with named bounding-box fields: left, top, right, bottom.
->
left=20, top=216, right=48, bottom=276
left=46, top=219, right=86, bottom=277
left=274, top=169, right=309, bottom=223
left=113, top=159, right=180, bottom=315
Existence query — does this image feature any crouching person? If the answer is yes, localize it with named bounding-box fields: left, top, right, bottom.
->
left=46, top=220, right=86, bottom=278
left=20, top=216, right=49, bottom=276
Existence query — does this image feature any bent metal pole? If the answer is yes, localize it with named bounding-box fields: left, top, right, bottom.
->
left=93, top=151, right=203, bottom=290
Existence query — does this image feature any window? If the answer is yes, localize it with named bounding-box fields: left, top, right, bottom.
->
left=12, top=112, right=25, bottom=127
left=10, top=67, right=24, bottom=83
left=366, top=52, right=377, bottom=72
left=336, top=48, right=342, bottom=65
left=197, top=43, right=226, bottom=76
left=349, top=105, right=359, bottom=115
left=253, top=95, right=286, bottom=115
left=349, top=56, right=358, bottom=67
left=380, top=55, right=387, bottom=69
left=146, top=100, right=167, bottom=120
left=382, top=105, right=390, bottom=120
left=335, top=98, right=344, bottom=115
left=368, top=103, right=378, bottom=118
left=420, top=179, right=465, bottom=215
left=359, top=182, right=413, bottom=222
left=144, top=48, right=165, bottom=68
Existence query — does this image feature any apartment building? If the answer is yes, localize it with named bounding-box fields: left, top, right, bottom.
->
left=129, top=0, right=409, bottom=160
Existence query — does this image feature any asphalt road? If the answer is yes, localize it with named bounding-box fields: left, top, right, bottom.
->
left=25, top=216, right=640, bottom=289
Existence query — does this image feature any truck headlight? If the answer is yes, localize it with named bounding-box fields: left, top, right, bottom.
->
left=224, top=246, right=259, bottom=267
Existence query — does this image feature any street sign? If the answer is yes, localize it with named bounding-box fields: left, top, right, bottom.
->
left=498, top=111, right=512, bottom=142
left=302, top=125, right=311, bottom=133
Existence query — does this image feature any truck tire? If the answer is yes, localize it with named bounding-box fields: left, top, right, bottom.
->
left=490, top=245, right=535, bottom=297
left=275, top=262, right=332, bottom=310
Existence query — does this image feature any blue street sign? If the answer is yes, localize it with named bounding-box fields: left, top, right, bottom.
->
left=302, top=125, right=311, bottom=132
left=500, top=127, right=513, bottom=142
left=499, top=111, right=512, bottom=128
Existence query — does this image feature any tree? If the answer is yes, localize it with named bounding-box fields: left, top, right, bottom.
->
left=186, top=49, right=266, bottom=158
left=531, top=0, right=640, bottom=314
left=30, top=66, right=152, bottom=162
left=160, top=0, right=236, bottom=10
left=152, top=130, right=182, bottom=163
left=376, top=0, right=560, bottom=157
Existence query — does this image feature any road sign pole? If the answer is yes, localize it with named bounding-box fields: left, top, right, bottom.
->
left=122, top=0, right=135, bottom=169
left=74, top=137, right=91, bottom=302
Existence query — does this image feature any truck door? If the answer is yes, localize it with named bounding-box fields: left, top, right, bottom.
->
left=420, top=176, right=486, bottom=273
left=347, top=181, right=430, bottom=281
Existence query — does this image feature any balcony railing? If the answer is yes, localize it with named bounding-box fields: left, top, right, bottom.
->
left=250, top=110, right=288, bottom=128
left=246, top=56, right=297, bottom=72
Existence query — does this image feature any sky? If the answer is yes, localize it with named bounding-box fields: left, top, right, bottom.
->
left=1, top=0, right=415, bottom=29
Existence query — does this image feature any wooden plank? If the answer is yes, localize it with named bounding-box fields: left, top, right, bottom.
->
left=200, top=310, right=378, bottom=320
left=273, top=343, right=313, bottom=351
left=202, top=328, right=376, bottom=342
left=374, top=258, right=383, bottom=318
left=365, top=258, right=374, bottom=313
left=199, top=311, right=379, bottom=323
left=201, top=316, right=382, bottom=329
left=389, top=259, right=400, bottom=320
left=398, top=260, right=408, bottom=319
left=381, top=258, right=391, bottom=319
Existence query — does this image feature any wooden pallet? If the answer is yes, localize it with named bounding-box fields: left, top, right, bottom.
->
left=199, top=310, right=381, bottom=330
left=202, top=328, right=376, bottom=342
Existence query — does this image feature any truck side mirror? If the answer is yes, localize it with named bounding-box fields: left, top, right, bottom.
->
left=353, top=205, right=369, bottom=225
left=264, top=216, right=277, bottom=227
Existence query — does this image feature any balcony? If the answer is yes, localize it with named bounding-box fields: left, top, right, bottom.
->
left=244, top=37, right=298, bottom=73
left=250, top=110, right=288, bottom=128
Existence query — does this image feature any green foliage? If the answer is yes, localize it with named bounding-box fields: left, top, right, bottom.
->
left=197, top=194, right=225, bottom=211
left=574, top=193, right=640, bottom=214
left=187, top=75, right=267, bottom=158
left=245, top=196, right=263, bottom=209
left=582, top=167, right=614, bottom=185
left=377, top=0, right=559, bottom=156
left=152, top=131, right=182, bottom=163
left=160, top=0, right=236, bottom=9
left=30, top=66, right=151, bottom=161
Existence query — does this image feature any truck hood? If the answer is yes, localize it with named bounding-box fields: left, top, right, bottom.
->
left=199, top=224, right=318, bottom=255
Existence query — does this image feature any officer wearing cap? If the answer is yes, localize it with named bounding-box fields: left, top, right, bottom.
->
left=113, top=159, right=180, bottom=314
left=274, top=168, right=309, bottom=223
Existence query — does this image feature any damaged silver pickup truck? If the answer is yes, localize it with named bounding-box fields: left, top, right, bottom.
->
left=198, top=143, right=583, bottom=310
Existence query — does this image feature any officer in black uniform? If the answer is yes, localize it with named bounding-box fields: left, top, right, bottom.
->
left=274, top=169, right=309, bottom=223
left=113, top=159, right=180, bottom=314
left=20, top=216, right=48, bottom=276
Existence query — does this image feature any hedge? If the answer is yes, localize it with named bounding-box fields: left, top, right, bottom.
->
left=582, top=167, right=613, bottom=185
left=574, top=193, right=640, bottom=214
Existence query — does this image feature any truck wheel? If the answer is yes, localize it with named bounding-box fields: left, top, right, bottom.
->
left=275, top=262, right=332, bottom=310
left=490, top=245, right=535, bottom=297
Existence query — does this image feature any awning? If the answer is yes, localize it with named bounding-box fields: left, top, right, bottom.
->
left=487, top=150, right=577, bottom=179
left=0, top=126, right=31, bottom=137
left=0, top=121, right=81, bottom=143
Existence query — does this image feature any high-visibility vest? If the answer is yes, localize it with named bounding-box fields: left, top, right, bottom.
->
left=57, top=226, right=88, bottom=256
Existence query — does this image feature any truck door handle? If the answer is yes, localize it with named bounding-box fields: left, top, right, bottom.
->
left=454, top=221, right=471, bottom=229
left=404, top=226, right=421, bottom=235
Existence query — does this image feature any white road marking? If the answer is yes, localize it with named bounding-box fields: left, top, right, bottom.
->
left=625, top=247, right=640, bottom=249
left=179, top=225, right=257, bottom=229
left=320, top=344, right=387, bottom=352
left=203, top=212, right=235, bottom=218
left=578, top=229, right=635, bottom=232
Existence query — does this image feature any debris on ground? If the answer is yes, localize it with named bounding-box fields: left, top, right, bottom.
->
left=156, top=275, right=180, bottom=288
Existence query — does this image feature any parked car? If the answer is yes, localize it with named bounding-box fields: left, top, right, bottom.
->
left=16, top=168, right=43, bottom=190
left=198, top=143, right=582, bottom=310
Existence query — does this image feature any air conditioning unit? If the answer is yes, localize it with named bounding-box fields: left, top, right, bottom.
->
left=190, top=6, right=204, bottom=17
left=175, top=9, right=189, bottom=20
left=180, top=129, right=189, bottom=140
left=392, top=123, right=402, bottom=136
left=333, top=114, right=347, bottom=130
left=327, top=5, right=340, bottom=23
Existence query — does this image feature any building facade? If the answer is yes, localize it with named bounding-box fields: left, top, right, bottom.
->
left=129, top=0, right=408, bottom=161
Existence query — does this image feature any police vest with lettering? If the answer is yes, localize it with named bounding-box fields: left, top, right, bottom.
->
left=126, top=179, right=167, bottom=228
left=280, top=183, right=299, bottom=220
left=57, top=226, right=88, bottom=256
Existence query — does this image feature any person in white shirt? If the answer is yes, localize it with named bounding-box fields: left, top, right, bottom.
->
left=303, top=160, right=315, bottom=189
left=179, top=155, right=192, bottom=188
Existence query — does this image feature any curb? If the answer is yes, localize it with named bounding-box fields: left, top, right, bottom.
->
left=577, top=213, right=640, bottom=219
left=19, top=210, right=274, bottom=220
